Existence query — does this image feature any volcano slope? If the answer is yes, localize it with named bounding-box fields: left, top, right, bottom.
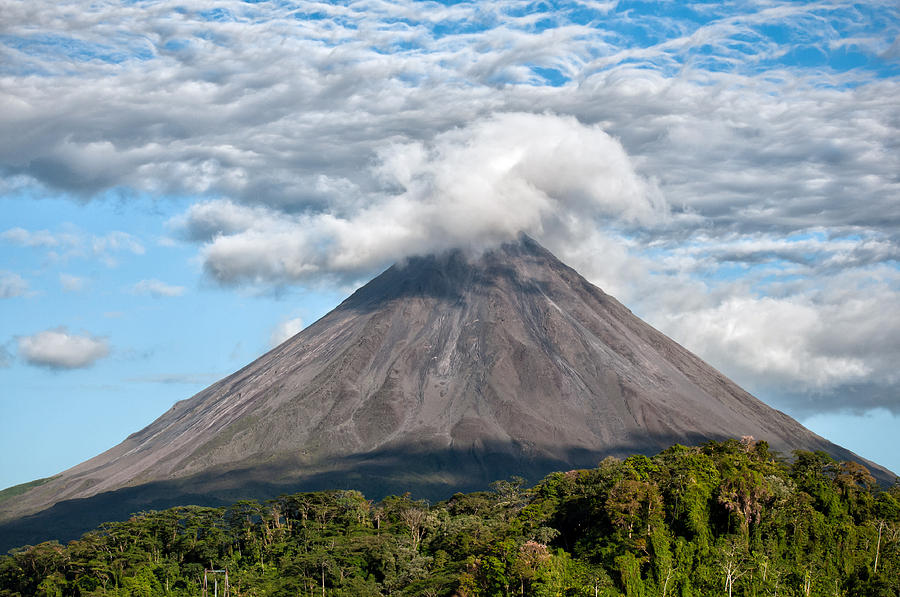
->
left=1, top=236, right=894, bottom=549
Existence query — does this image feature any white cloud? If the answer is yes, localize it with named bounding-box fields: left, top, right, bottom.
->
left=660, top=296, right=870, bottom=389
left=558, top=231, right=900, bottom=415
left=180, top=112, right=664, bottom=285
left=270, top=317, right=305, bottom=348
left=59, top=273, right=86, bottom=292
left=17, top=327, right=110, bottom=369
left=92, top=232, right=144, bottom=260
left=1, top=228, right=61, bottom=247
left=1, top=0, right=893, bottom=229
left=649, top=283, right=900, bottom=415
left=132, top=279, right=186, bottom=298
left=170, top=200, right=278, bottom=243
left=2, top=227, right=144, bottom=266
left=127, top=372, right=219, bottom=385
left=0, top=271, right=29, bottom=298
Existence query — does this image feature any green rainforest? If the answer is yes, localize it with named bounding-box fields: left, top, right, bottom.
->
left=2, top=440, right=898, bottom=596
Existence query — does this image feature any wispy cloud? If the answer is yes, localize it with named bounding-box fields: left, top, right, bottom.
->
left=0, top=344, right=11, bottom=368
left=0, top=271, right=29, bottom=298
left=2, top=226, right=144, bottom=266
left=126, top=372, right=220, bottom=385
left=1, top=228, right=64, bottom=248
left=132, top=278, right=185, bottom=298
left=59, top=273, right=86, bottom=292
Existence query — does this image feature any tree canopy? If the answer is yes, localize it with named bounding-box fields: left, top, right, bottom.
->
left=1, top=440, right=897, bottom=596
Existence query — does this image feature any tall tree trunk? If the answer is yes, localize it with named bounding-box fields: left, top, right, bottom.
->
left=874, top=519, right=884, bottom=573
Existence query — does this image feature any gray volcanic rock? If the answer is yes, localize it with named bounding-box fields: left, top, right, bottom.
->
left=1, top=236, right=894, bottom=548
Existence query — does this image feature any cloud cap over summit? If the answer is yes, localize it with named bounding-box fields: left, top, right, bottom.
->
left=170, top=113, right=665, bottom=286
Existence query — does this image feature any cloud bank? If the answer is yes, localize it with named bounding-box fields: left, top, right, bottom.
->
left=17, top=328, right=110, bottom=369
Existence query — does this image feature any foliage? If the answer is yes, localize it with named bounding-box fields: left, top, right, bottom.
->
left=1, top=441, right=897, bottom=596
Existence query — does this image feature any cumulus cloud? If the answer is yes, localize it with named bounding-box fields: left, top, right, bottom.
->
left=176, top=112, right=663, bottom=285
left=170, top=200, right=275, bottom=243
left=655, top=294, right=895, bottom=407
left=0, top=271, right=29, bottom=298
left=17, top=327, right=110, bottom=369
left=270, top=317, right=305, bottom=348
left=132, top=279, right=186, bottom=298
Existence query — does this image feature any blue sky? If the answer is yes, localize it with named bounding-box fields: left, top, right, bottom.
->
left=1, top=0, right=899, bottom=488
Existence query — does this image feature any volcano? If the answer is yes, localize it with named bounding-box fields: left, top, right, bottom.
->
left=1, top=236, right=893, bottom=549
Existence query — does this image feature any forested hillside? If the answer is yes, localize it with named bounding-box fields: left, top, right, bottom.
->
left=2, top=439, right=897, bottom=596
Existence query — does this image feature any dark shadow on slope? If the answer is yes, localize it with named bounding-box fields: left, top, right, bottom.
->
left=6, top=430, right=889, bottom=553
left=0, top=436, right=703, bottom=551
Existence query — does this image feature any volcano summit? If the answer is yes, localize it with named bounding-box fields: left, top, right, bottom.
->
left=0, top=236, right=892, bottom=548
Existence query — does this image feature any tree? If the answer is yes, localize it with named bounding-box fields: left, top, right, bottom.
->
left=399, top=506, right=432, bottom=552
left=717, top=466, right=770, bottom=536
left=605, top=478, right=664, bottom=552
left=716, top=537, right=748, bottom=597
